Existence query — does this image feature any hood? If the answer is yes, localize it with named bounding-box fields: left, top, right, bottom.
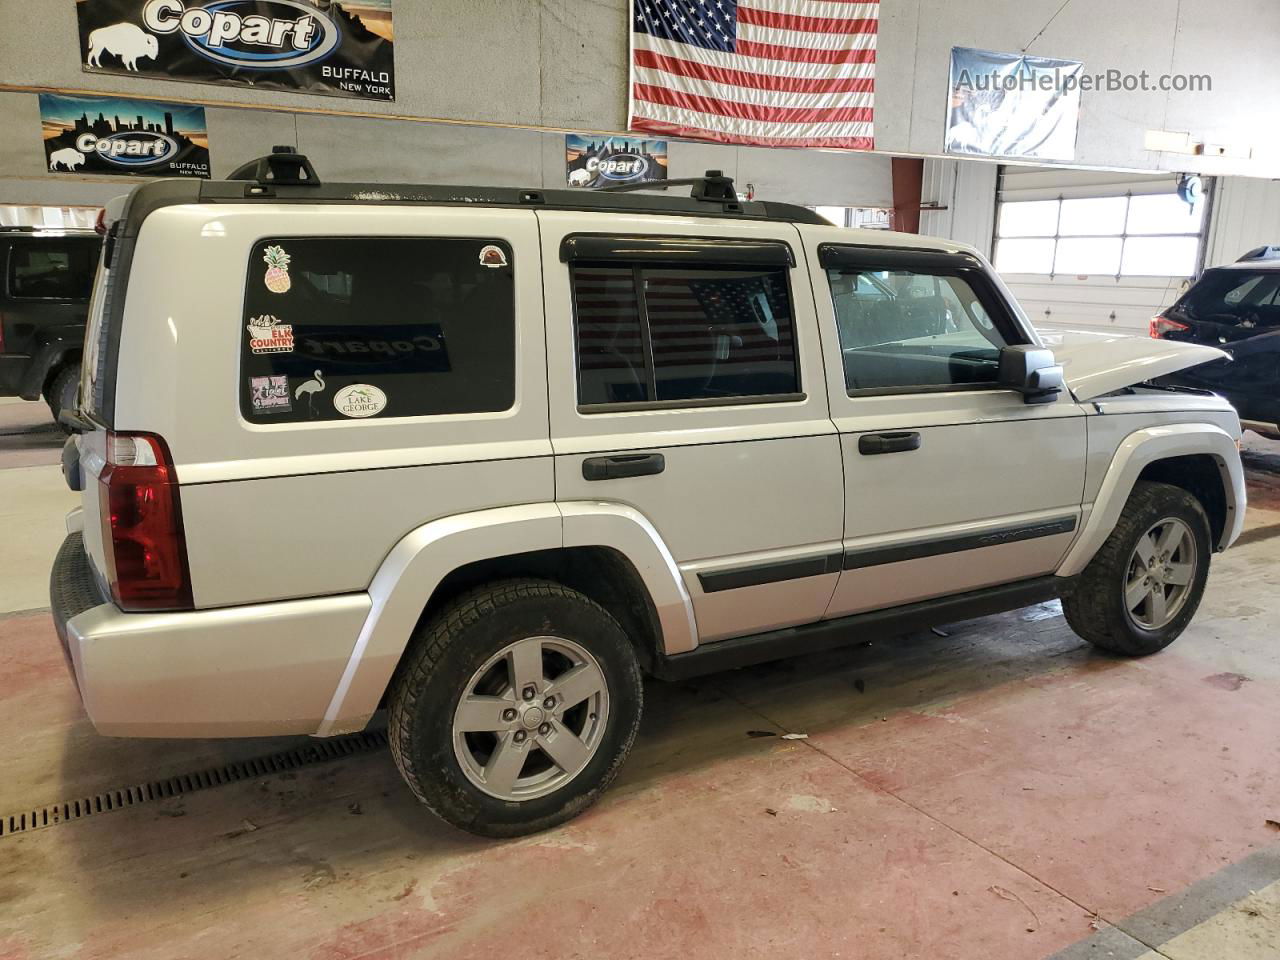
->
left=1037, top=330, right=1228, bottom=402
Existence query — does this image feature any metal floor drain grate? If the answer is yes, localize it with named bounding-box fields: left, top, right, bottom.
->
left=0, top=729, right=388, bottom=838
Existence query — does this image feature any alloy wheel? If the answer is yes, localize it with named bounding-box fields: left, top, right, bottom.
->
left=1124, top=517, right=1197, bottom=630
left=452, top=635, right=610, bottom=801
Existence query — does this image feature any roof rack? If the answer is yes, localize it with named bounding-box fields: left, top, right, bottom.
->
left=1238, top=245, right=1280, bottom=262
left=598, top=169, right=739, bottom=202
left=117, top=149, right=835, bottom=234
left=228, top=145, right=321, bottom=188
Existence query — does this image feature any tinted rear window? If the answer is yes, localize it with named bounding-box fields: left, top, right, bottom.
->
left=571, top=263, right=799, bottom=406
left=240, top=237, right=516, bottom=422
left=1176, top=269, right=1280, bottom=325
left=7, top=238, right=98, bottom=301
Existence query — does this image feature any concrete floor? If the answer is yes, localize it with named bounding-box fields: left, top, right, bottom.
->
left=1, top=396, right=1279, bottom=959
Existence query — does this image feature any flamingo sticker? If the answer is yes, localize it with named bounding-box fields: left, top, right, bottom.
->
left=294, top=370, right=326, bottom=416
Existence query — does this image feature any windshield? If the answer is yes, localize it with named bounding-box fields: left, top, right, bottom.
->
left=1174, top=269, right=1280, bottom=326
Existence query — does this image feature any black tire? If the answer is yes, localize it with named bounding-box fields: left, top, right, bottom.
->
left=387, top=578, right=643, bottom=838
left=1063, top=481, right=1211, bottom=656
left=46, top=365, right=79, bottom=434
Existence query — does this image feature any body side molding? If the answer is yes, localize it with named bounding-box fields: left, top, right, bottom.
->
left=1056, top=423, right=1245, bottom=578
left=655, top=577, right=1060, bottom=680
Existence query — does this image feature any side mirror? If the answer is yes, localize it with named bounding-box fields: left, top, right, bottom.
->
left=998, top=345, right=1064, bottom=404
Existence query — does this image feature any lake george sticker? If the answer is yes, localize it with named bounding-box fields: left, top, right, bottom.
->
left=249, top=375, right=291, bottom=413
left=478, top=244, right=507, bottom=268
left=334, top=383, right=387, bottom=418
left=245, top=315, right=294, bottom=353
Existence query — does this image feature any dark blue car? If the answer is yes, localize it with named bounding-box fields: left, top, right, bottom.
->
left=1154, top=247, right=1280, bottom=437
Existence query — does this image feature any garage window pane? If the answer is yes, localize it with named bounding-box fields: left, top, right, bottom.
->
left=1126, top=193, right=1204, bottom=235
left=1121, top=236, right=1200, bottom=276
left=1058, top=197, right=1128, bottom=236
left=996, top=200, right=1060, bottom=237
left=994, top=238, right=1055, bottom=274
left=1054, top=238, right=1123, bottom=275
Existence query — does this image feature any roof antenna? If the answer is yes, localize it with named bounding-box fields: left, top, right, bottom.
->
left=228, top=145, right=322, bottom=187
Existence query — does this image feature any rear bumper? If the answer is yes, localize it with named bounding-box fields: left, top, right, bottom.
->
left=50, top=533, right=371, bottom=738
left=0, top=355, right=30, bottom=396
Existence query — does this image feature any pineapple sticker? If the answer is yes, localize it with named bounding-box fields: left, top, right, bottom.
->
left=262, top=245, right=292, bottom=294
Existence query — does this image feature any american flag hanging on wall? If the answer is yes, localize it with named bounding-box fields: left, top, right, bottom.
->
left=628, top=0, right=877, bottom=150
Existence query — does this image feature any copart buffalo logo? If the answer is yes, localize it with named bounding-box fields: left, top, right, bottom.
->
left=141, top=0, right=341, bottom=70
left=586, top=153, right=651, bottom=182
left=73, top=129, right=179, bottom=168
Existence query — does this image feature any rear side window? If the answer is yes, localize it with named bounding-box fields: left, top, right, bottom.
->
left=1177, top=269, right=1280, bottom=326
left=7, top=239, right=97, bottom=301
left=571, top=264, right=799, bottom=407
left=241, top=237, right=516, bottom=422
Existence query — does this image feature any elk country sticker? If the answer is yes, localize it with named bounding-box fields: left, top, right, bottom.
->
left=245, top=315, right=294, bottom=353
left=248, top=375, right=291, bottom=413
left=262, top=246, right=292, bottom=293
left=333, top=383, right=387, bottom=418
left=76, top=0, right=397, bottom=102
left=39, top=92, right=210, bottom=178
left=478, top=244, right=508, bottom=269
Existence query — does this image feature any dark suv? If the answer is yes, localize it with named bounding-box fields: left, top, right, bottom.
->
left=1153, top=247, right=1280, bottom=437
left=0, top=226, right=101, bottom=427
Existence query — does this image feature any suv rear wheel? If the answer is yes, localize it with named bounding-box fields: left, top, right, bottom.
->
left=46, top=364, right=79, bottom=433
left=387, top=578, right=643, bottom=837
left=1063, top=481, right=1211, bottom=655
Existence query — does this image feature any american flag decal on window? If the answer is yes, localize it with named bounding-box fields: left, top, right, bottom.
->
left=629, top=0, right=877, bottom=150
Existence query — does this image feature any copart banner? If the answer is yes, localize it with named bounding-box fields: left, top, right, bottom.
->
left=76, top=0, right=395, bottom=101
left=566, top=135, right=668, bottom=189
left=41, top=92, right=211, bottom=177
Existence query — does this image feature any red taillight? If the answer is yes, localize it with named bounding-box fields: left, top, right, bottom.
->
left=1150, top=315, right=1189, bottom=339
left=98, top=432, right=193, bottom=611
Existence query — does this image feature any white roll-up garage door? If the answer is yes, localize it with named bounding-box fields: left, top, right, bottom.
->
left=994, top=166, right=1210, bottom=337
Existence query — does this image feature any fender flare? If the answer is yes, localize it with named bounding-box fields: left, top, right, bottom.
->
left=20, top=330, right=83, bottom=401
left=316, top=501, right=696, bottom=736
left=1056, top=423, right=1244, bottom=578
left=560, top=501, right=699, bottom=657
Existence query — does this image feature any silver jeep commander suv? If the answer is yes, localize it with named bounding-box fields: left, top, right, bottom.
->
left=51, top=149, right=1245, bottom=837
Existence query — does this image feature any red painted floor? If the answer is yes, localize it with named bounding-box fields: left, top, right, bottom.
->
left=2, top=434, right=1278, bottom=959
left=3, top=582, right=1280, bottom=959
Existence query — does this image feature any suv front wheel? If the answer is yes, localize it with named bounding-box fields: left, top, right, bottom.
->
left=387, top=578, right=643, bottom=837
left=1063, top=481, right=1212, bottom=655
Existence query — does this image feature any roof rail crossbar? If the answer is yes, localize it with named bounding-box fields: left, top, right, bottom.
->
left=227, top=145, right=321, bottom=187
left=598, top=169, right=738, bottom=202
left=1238, top=245, right=1280, bottom=262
